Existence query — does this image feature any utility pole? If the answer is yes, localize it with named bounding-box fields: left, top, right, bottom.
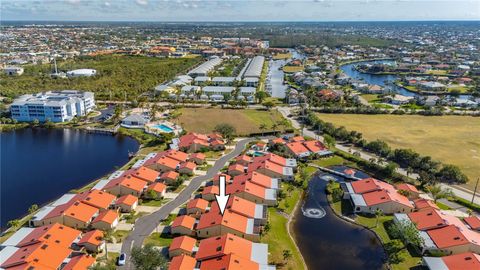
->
left=472, top=177, right=479, bottom=204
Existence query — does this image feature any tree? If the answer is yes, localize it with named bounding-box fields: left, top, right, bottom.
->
left=259, top=123, right=267, bottom=136
left=28, top=204, right=39, bottom=214
left=262, top=100, right=275, bottom=110
left=427, top=184, right=454, bottom=203
left=103, top=229, right=113, bottom=260
left=7, top=219, right=20, bottom=228
left=214, top=123, right=236, bottom=141
left=323, top=134, right=336, bottom=147
left=282, top=249, right=292, bottom=262
left=436, top=164, right=469, bottom=184
left=131, top=243, right=168, bottom=270
left=113, top=106, right=123, bottom=122
left=389, top=220, right=424, bottom=249
left=255, top=91, right=268, bottom=103
left=374, top=209, right=383, bottom=228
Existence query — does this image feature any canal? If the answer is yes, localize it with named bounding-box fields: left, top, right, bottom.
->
left=0, top=128, right=139, bottom=230
left=293, top=172, right=386, bottom=270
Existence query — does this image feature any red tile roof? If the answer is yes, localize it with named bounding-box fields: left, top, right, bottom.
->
left=227, top=179, right=267, bottom=200
left=156, top=156, right=181, bottom=170
left=395, top=183, right=419, bottom=194
left=199, top=253, right=259, bottom=270
left=442, top=252, right=480, bottom=270
left=1, top=242, right=72, bottom=270
left=407, top=209, right=447, bottom=230
left=413, top=198, right=439, bottom=211
left=464, top=216, right=480, bottom=230
left=161, top=170, right=180, bottom=180
left=302, top=140, right=327, bottom=153
left=172, top=215, right=196, bottom=230
left=123, top=166, right=160, bottom=183
left=148, top=182, right=167, bottom=193
left=116, top=194, right=138, bottom=206
left=197, top=211, right=249, bottom=234
left=92, top=210, right=118, bottom=225
left=169, top=254, right=197, bottom=270
left=17, top=223, right=81, bottom=248
left=351, top=178, right=382, bottom=194
left=64, top=201, right=99, bottom=223
left=105, top=175, right=147, bottom=192
left=62, top=254, right=96, bottom=270
left=233, top=171, right=274, bottom=189
left=74, top=189, right=116, bottom=210
left=285, top=141, right=310, bottom=155
left=169, top=236, right=197, bottom=253
left=78, top=230, right=104, bottom=247
left=187, top=198, right=209, bottom=211
left=196, top=233, right=252, bottom=261
left=427, top=225, right=469, bottom=248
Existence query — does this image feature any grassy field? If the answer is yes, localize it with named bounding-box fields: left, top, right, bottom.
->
left=178, top=108, right=290, bottom=136
left=283, top=66, right=304, bottom=73
left=316, top=114, right=480, bottom=187
left=0, top=55, right=201, bottom=100
left=261, top=208, right=305, bottom=270
left=272, top=53, right=292, bottom=60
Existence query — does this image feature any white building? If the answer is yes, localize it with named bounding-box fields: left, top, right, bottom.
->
left=10, top=90, right=95, bottom=122
left=244, top=56, right=265, bottom=78
left=3, top=66, right=24, bottom=76
left=188, top=57, right=222, bottom=77
left=66, top=68, right=97, bottom=77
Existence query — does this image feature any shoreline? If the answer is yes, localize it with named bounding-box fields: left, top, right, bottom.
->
left=0, top=126, right=142, bottom=236
left=287, top=190, right=309, bottom=270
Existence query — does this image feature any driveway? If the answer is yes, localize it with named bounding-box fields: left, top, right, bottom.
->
left=118, top=137, right=254, bottom=269
left=277, top=106, right=480, bottom=205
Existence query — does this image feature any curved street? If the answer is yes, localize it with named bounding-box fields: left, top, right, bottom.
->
left=119, top=137, right=254, bottom=269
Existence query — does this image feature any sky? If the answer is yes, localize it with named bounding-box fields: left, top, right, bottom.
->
left=1, top=0, right=479, bottom=22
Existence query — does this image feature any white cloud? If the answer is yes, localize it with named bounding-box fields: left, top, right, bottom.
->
left=135, top=0, right=148, bottom=5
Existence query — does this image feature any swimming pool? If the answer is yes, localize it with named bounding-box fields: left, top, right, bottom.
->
left=152, top=124, right=174, bottom=133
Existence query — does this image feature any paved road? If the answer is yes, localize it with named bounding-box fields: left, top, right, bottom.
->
left=277, top=106, right=480, bottom=205
left=119, top=138, right=254, bottom=269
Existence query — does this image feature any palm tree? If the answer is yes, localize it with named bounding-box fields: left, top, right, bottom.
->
left=271, top=123, right=278, bottom=132
left=7, top=219, right=20, bottom=229
left=28, top=204, right=39, bottom=214
left=374, top=209, right=383, bottom=228
left=427, top=185, right=454, bottom=203
left=103, top=229, right=113, bottom=260
left=259, top=123, right=267, bottom=136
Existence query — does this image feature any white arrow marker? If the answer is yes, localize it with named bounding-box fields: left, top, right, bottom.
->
left=215, top=175, right=230, bottom=216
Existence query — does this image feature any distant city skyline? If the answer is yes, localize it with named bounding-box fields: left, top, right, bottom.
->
left=1, top=0, right=479, bottom=22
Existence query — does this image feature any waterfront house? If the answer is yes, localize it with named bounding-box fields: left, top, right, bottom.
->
left=123, top=166, right=160, bottom=184
left=0, top=223, right=81, bottom=249
left=171, top=215, right=197, bottom=236
left=74, top=189, right=117, bottom=211
left=121, top=114, right=149, bottom=128
left=343, top=178, right=414, bottom=214
left=91, top=209, right=119, bottom=231
left=169, top=236, right=197, bottom=258
left=210, top=195, right=267, bottom=225
left=247, top=160, right=294, bottom=181
left=104, top=175, right=147, bottom=197
left=78, top=229, right=104, bottom=253
left=115, top=194, right=139, bottom=212
left=423, top=252, right=480, bottom=270
left=63, top=201, right=99, bottom=229
left=196, top=211, right=260, bottom=242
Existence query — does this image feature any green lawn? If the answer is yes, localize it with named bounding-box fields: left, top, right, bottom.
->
left=141, top=199, right=164, bottom=207
left=361, top=94, right=381, bottom=103
left=111, top=230, right=130, bottom=243
left=311, top=155, right=346, bottom=168
left=161, top=214, right=177, bottom=226
left=436, top=201, right=451, bottom=210
left=261, top=208, right=305, bottom=270
left=144, top=232, right=173, bottom=247
left=278, top=182, right=302, bottom=214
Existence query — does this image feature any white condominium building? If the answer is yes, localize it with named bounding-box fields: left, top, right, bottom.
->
left=10, top=90, right=95, bottom=122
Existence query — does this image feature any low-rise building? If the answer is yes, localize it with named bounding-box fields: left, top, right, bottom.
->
left=91, top=209, right=119, bottom=231
left=169, top=236, right=197, bottom=258
left=423, top=252, right=480, bottom=270
left=196, top=211, right=260, bottom=242
left=171, top=215, right=197, bottom=236
left=115, top=194, right=139, bottom=212
left=78, top=229, right=104, bottom=253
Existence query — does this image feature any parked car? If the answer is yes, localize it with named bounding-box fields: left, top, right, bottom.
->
left=117, top=253, right=127, bottom=266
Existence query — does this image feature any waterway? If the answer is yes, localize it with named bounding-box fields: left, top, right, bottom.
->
left=0, top=128, right=139, bottom=230
left=293, top=172, right=386, bottom=270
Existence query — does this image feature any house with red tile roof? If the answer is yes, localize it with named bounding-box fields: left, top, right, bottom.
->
left=178, top=133, right=225, bottom=153
left=247, top=160, right=294, bottom=181
left=178, top=161, right=197, bottom=175
left=196, top=233, right=272, bottom=267
left=253, top=153, right=297, bottom=168
left=115, top=194, right=139, bottom=212
left=413, top=198, right=440, bottom=212
left=196, top=211, right=259, bottom=241
left=146, top=182, right=167, bottom=199
left=171, top=215, right=197, bottom=236
left=210, top=196, right=267, bottom=225
left=74, top=189, right=117, bottom=211
left=396, top=183, right=420, bottom=199
left=235, top=155, right=253, bottom=166
left=290, top=136, right=305, bottom=142
left=212, top=174, right=232, bottom=185
left=199, top=253, right=260, bottom=270
left=104, top=175, right=147, bottom=197
left=63, top=201, right=99, bottom=229
left=63, top=254, right=96, bottom=270
left=302, top=140, right=332, bottom=156
left=151, top=156, right=182, bottom=172
left=78, top=229, right=104, bottom=253
left=161, top=149, right=190, bottom=163
left=464, top=216, right=480, bottom=231
left=169, top=236, right=197, bottom=258
left=343, top=178, right=414, bottom=214
left=423, top=252, right=480, bottom=270
left=233, top=171, right=279, bottom=190
left=228, top=163, right=246, bottom=177
left=227, top=179, right=276, bottom=206
left=91, top=209, right=119, bottom=231
left=189, top=153, right=206, bottom=165
left=202, top=185, right=219, bottom=201
left=160, top=170, right=180, bottom=185
left=186, top=198, right=210, bottom=217
left=1, top=223, right=81, bottom=249
left=168, top=254, right=197, bottom=270
left=123, top=166, right=160, bottom=183
left=285, top=141, right=311, bottom=158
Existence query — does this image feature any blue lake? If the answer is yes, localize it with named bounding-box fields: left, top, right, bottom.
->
left=0, top=128, right=139, bottom=230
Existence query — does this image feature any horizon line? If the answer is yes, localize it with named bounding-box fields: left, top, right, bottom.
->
left=1, top=19, right=480, bottom=23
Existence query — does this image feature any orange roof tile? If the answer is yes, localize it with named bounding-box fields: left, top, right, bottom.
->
left=213, top=174, right=232, bottom=183
left=75, top=189, right=116, bottom=210
left=1, top=241, right=72, bottom=270
left=179, top=161, right=196, bottom=170
left=302, top=140, right=327, bottom=153
left=413, top=198, right=439, bottom=211
left=228, top=164, right=245, bottom=173
left=190, top=153, right=206, bottom=160
left=197, top=211, right=249, bottom=234
left=235, top=155, right=253, bottom=164
left=290, top=136, right=305, bottom=142
left=443, top=252, right=480, bottom=270
left=161, top=170, right=180, bottom=180
left=92, top=210, right=118, bottom=225
left=202, top=185, right=219, bottom=196
left=78, top=230, right=104, bottom=247
left=395, top=183, right=419, bottom=194
left=199, top=254, right=258, bottom=270
left=247, top=160, right=284, bottom=175
left=169, top=254, right=197, bottom=270
left=125, top=166, right=160, bottom=183
left=116, top=194, right=138, bottom=206
left=196, top=233, right=252, bottom=261
left=285, top=141, right=310, bottom=155
left=187, top=198, right=209, bottom=211
left=427, top=225, right=469, bottom=248
left=169, top=236, right=197, bottom=253
left=210, top=196, right=256, bottom=218
left=156, top=156, right=181, bottom=170
left=161, top=150, right=189, bottom=162
left=64, top=201, right=99, bottom=223
left=351, top=178, right=382, bottom=194
left=227, top=179, right=266, bottom=200
left=464, top=216, right=480, bottom=230
left=17, top=223, right=81, bottom=248
left=269, top=137, right=285, bottom=145
left=234, top=171, right=273, bottom=189
left=148, top=182, right=167, bottom=193
left=407, top=209, right=447, bottom=230
left=172, top=215, right=196, bottom=230
left=63, top=254, right=96, bottom=270
left=105, top=175, right=147, bottom=192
